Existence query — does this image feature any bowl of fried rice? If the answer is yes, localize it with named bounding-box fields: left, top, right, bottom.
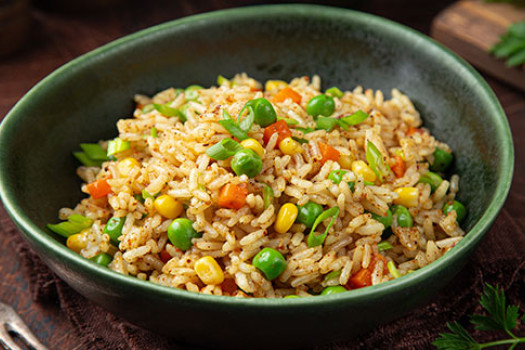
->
left=0, top=4, right=513, bottom=349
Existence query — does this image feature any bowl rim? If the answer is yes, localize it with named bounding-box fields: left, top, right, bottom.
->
left=0, top=4, right=514, bottom=308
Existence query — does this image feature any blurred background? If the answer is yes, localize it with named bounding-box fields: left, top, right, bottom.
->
left=0, top=1, right=523, bottom=349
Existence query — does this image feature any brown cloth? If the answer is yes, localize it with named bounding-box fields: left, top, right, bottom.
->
left=1, top=209, right=524, bottom=350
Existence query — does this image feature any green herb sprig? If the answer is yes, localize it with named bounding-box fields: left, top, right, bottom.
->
left=490, top=21, right=525, bottom=67
left=433, top=284, right=525, bottom=349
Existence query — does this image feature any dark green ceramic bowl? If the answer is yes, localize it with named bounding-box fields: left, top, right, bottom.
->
left=0, top=5, right=514, bottom=349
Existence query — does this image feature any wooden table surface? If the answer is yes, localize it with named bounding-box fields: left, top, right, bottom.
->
left=1, top=1, right=524, bottom=349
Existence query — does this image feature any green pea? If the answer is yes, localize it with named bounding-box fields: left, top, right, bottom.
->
left=328, top=170, right=348, bottom=185
left=252, top=247, right=287, bottom=280
left=284, top=295, right=300, bottom=299
left=245, top=98, right=277, bottom=127
left=296, top=201, right=324, bottom=229
left=320, top=286, right=347, bottom=295
left=348, top=181, right=355, bottom=192
left=391, top=205, right=413, bottom=228
left=231, top=149, right=263, bottom=178
left=103, top=217, right=125, bottom=246
left=418, top=171, right=443, bottom=192
left=370, top=209, right=393, bottom=230
left=90, top=253, right=112, bottom=267
left=431, top=147, right=453, bottom=172
left=306, top=94, right=335, bottom=119
left=168, top=218, right=200, bottom=251
left=443, top=200, right=467, bottom=223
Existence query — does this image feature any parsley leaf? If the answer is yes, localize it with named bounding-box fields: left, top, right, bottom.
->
left=489, top=21, right=525, bottom=67
left=433, top=322, right=480, bottom=350
left=470, top=284, right=519, bottom=332
left=433, top=284, right=525, bottom=349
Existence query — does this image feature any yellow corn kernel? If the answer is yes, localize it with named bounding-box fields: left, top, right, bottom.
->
left=154, top=194, right=183, bottom=219
left=393, top=187, right=419, bottom=208
left=352, top=160, right=377, bottom=183
left=195, top=256, right=224, bottom=285
left=338, top=154, right=354, bottom=169
left=275, top=203, right=299, bottom=234
left=279, top=137, right=303, bottom=155
left=265, top=80, right=288, bottom=91
left=240, top=138, right=265, bottom=157
left=118, top=157, right=140, bottom=177
left=66, top=230, right=89, bottom=254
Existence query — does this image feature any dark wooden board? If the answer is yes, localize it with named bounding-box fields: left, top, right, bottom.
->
left=431, top=0, right=525, bottom=92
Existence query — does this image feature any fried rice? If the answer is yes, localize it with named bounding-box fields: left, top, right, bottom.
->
left=52, top=73, right=465, bottom=298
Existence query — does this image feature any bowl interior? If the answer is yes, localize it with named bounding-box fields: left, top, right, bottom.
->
left=2, top=6, right=510, bottom=234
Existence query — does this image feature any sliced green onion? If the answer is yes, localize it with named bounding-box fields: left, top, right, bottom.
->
left=90, top=253, right=112, bottom=267
left=316, top=116, right=338, bottom=131
left=47, top=214, right=93, bottom=238
left=153, top=103, right=179, bottom=117
left=328, top=169, right=348, bottom=185
left=323, top=270, right=341, bottom=284
left=377, top=241, right=393, bottom=252
left=142, top=104, right=155, bottom=113
left=387, top=261, right=401, bottom=278
left=219, top=110, right=249, bottom=141
left=134, top=193, right=145, bottom=203
left=339, top=110, right=369, bottom=129
left=262, top=184, right=274, bottom=209
left=418, top=171, right=443, bottom=193
left=307, top=207, right=340, bottom=247
left=292, top=137, right=309, bottom=144
left=142, top=189, right=157, bottom=201
left=73, top=152, right=102, bottom=167
left=366, top=141, right=391, bottom=182
left=238, top=106, right=255, bottom=133
left=185, top=85, right=203, bottom=102
left=325, top=87, right=344, bottom=98
left=296, top=127, right=315, bottom=134
left=217, top=75, right=229, bottom=86
left=107, top=138, right=130, bottom=156
left=151, top=127, right=158, bottom=138
left=80, top=143, right=107, bottom=161
left=205, top=138, right=242, bottom=160
left=277, top=117, right=299, bottom=125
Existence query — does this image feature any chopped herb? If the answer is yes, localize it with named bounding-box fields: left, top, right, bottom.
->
left=47, top=214, right=93, bottom=238
left=366, top=141, right=391, bottom=182
left=387, top=261, right=401, bottom=278
left=142, top=104, right=155, bottom=113
left=219, top=110, right=250, bottom=140
left=307, top=207, right=340, bottom=247
left=205, top=138, right=242, bottom=160
left=151, top=127, right=158, bottom=138
left=316, top=116, right=338, bottom=131
left=433, top=284, right=525, bottom=349
left=292, top=137, right=309, bottom=144
left=377, top=241, right=393, bottom=252
left=489, top=20, right=525, bottom=67
left=296, top=127, right=315, bottom=134
left=262, top=184, right=274, bottom=209
left=107, top=138, right=130, bottom=156
left=277, top=117, right=299, bottom=125
left=338, top=110, right=370, bottom=130
left=73, top=152, right=102, bottom=167
left=80, top=143, right=107, bottom=161
left=325, top=87, right=344, bottom=98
